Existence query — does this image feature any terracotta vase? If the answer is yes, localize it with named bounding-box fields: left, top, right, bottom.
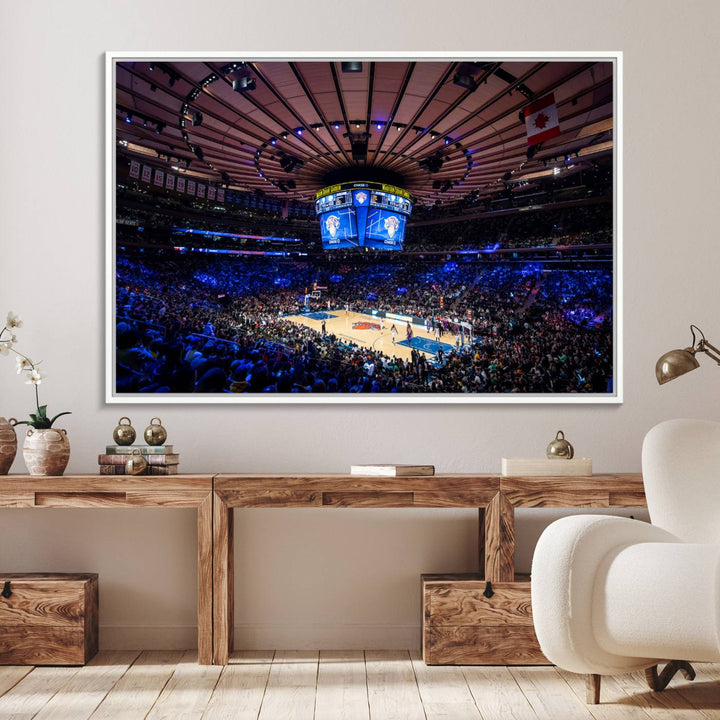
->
left=0, top=417, right=18, bottom=475
left=22, top=428, right=70, bottom=476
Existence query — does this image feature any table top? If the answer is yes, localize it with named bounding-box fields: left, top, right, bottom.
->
left=214, top=473, right=646, bottom=509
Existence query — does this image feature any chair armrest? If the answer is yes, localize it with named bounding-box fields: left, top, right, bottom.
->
left=531, top=515, right=679, bottom=674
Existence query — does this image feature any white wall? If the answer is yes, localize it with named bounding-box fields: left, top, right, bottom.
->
left=1, top=0, right=718, bottom=650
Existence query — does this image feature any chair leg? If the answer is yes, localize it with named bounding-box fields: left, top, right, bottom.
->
left=586, top=673, right=601, bottom=704
left=645, top=661, right=696, bottom=692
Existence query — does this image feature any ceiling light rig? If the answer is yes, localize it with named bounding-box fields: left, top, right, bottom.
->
left=119, top=108, right=165, bottom=134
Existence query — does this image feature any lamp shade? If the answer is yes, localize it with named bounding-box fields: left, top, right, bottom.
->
left=655, top=348, right=700, bottom=385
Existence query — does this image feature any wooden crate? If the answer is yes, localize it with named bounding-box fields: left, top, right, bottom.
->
left=0, top=573, right=98, bottom=665
left=422, top=573, right=548, bottom=665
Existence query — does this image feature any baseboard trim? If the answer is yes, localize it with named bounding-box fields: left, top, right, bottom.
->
left=99, top=623, right=421, bottom=650
left=233, top=623, right=421, bottom=650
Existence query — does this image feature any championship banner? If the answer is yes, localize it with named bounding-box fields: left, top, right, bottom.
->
left=165, top=173, right=175, bottom=191
left=197, top=183, right=206, bottom=199
left=217, top=188, right=225, bottom=202
left=129, top=160, right=140, bottom=179
left=524, top=93, right=561, bottom=146
left=177, top=176, right=186, bottom=193
left=141, top=165, right=152, bottom=183
left=207, top=186, right=216, bottom=201
left=153, top=169, right=165, bottom=187
left=187, top=180, right=196, bottom=195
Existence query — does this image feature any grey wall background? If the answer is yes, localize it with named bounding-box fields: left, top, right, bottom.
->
left=1, top=0, right=718, bottom=648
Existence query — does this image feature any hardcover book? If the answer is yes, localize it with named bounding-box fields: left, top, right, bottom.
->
left=98, top=453, right=179, bottom=466
left=349, top=464, right=435, bottom=477
left=105, top=445, right=174, bottom=454
left=98, top=464, right=179, bottom=475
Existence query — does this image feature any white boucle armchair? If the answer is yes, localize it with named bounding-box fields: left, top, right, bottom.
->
left=531, top=418, right=720, bottom=703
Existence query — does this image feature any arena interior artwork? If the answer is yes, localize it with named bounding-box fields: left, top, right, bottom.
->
left=107, top=53, right=621, bottom=403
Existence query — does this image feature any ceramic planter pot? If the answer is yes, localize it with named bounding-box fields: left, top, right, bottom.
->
left=22, top=428, right=70, bottom=476
left=0, top=417, right=18, bottom=475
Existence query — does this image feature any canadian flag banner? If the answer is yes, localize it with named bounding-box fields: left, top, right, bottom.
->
left=197, top=183, right=206, bottom=199
left=217, top=188, right=225, bottom=202
left=177, top=177, right=186, bottom=193
left=207, top=186, right=216, bottom=201
left=165, top=173, right=175, bottom=191
left=141, top=165, right=152, bottom=183
left=524, top=93, right=561, bottom=146
left=187, top=180, right=196, bottom=195
left=153, top=169, right=164, bottom=187
left=129, top=160, right=140, bottom=179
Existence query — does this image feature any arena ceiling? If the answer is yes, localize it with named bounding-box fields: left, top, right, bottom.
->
left=115, top=58, right=614, bottom=207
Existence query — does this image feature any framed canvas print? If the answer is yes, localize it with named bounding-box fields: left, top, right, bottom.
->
left=106, top=52, right=621, bottom=403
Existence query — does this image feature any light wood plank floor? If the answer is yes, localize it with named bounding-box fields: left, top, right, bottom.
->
left=0, top=651, right=717, bottom=720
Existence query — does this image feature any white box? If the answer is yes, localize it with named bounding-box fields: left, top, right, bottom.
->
left=501, top=457, right=592, bottom=476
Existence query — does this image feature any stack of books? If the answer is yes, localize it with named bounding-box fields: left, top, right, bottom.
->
left=98, top=445, right=180, bottom=475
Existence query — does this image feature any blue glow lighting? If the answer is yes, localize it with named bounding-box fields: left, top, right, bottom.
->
left=396, top=287, right=408, bottom=295
left=334, top=123, right=340, bottom=130
left=296, top=128, right=303, bottom=136
left=270, top=138, right=277, bottom=145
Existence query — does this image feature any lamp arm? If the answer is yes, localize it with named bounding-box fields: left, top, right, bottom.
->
left=698, top=339, right=720, bottom=365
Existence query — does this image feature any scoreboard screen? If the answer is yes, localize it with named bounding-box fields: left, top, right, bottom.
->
left=315, top=181, right=412, bottom=250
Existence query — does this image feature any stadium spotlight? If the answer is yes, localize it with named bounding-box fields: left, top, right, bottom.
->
left=341, top=62, right=363, bottom=73
left=656, top=325, right=720, bottom=384
left=183, top=109, right=203, bottom=127
left=453, top=73, right=477, bottom=91
left=125, top=112, right=133, bottom=123
left=232, top=75, right=256, bottom=93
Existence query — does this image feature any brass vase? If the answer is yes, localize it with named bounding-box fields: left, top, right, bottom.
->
left=0, top=417, right=17, bottom=475
left=22, top=428, right=71, bottom=476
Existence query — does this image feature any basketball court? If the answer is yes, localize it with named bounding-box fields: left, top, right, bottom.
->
left=283, top=309, right=460, bottom=364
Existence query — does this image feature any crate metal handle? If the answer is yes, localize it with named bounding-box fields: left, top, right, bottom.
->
left=1, top=581, right=11, bottom=599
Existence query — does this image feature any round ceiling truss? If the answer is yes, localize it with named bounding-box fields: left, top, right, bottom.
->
left=115, top=58, right=614, bottom=208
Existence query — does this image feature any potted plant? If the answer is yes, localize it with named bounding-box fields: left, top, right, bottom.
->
left=0, top=312, right=72, bottom=475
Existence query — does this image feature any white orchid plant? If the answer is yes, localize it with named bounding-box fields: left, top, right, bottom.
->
left=0, top=311, right=71, bottom=429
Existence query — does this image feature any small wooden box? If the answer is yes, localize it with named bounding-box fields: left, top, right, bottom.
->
left=422, top=573, right=548, bottom=665
left=0, top=573, right=98, bottom=665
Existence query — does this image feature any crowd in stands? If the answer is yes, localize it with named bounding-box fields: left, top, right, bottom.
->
left=115, top=250, right=613, bottom=394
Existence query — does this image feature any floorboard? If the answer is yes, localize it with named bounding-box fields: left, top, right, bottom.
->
left=0, top=652, right=717, bottom=720
left=365, top=650, right=426, bottom=720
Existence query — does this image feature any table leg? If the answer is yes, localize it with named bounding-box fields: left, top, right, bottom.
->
left=213, top=493, right=234, bottom=665
left=483, top=492, right=515, bottom=582
left=197, top=493, right=213, bottom=665
left=478, top=507, right=486, bottom=577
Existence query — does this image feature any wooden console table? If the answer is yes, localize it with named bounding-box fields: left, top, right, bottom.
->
left=0, top=473, right=647, bottom=666
left=0, top=475, right=214, bottom=665
left=212, top=473, right=646, bottom=665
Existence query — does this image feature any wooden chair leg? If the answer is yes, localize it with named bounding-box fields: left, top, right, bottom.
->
left=645, top=661, right=696, bottom=692
left=586, top=674, right=601, bottom=704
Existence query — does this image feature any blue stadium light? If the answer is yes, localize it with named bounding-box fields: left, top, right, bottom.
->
left=334, top=123, right=340, bottom=130
left=270, top=138, right=277, bottom=145
left=376, top=122, right=382, bottom=130
left=125, top=113, right=132, bottom=123
left=445, top=137, right=451, bottom=145
left=296, top=128, right=303, bottom=136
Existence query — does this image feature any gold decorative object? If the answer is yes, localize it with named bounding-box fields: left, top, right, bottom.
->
left=0, top=417, right=18, bottom=475
left=112, top=416, right=136, bottom=445
left=144, top=417, right=167, bottom=446
left=125, top=449, right=147, bottom=475
left=546, top=430, right=574, bottom=459
left=22, top=428, right=70, bottom=476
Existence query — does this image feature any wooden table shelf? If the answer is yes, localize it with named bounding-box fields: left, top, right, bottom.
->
left=0, top=475, right=214, bottom=665
left=212, top=473, right=646, bottom=665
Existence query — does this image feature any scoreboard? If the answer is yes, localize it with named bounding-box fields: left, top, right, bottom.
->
left=315, top=181, right=413, bottom=250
